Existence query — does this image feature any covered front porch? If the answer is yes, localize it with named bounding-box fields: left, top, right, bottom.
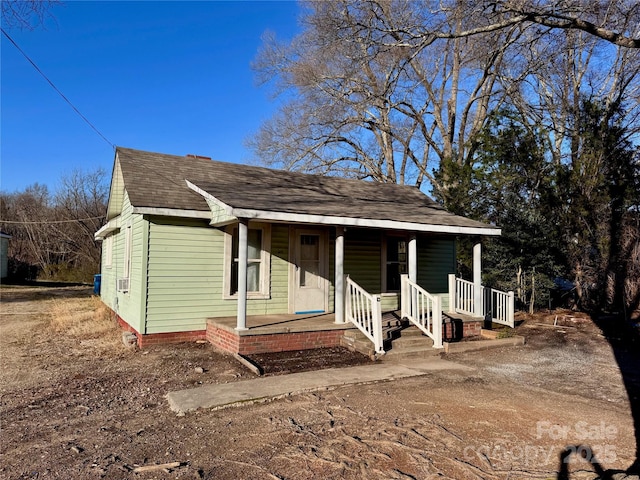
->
left=189, top=173, right=513, bottom=357
left=204, top=303, right=494, bottom=358
left=207, top=227, right=515, bottom=357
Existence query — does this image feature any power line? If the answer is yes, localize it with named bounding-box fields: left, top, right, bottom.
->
left=2, top=28, right=115, bottom=149
left=0, top=216, right=104, bottom=225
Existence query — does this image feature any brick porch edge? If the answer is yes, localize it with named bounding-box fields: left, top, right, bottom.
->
left=206, top=323, right=345, bottom=355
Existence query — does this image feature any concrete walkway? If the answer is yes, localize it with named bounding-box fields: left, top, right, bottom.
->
left=166, top=358, right=474, bottom=414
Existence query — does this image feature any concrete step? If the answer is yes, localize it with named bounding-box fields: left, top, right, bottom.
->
left=342, top=323, right=443, bottom=361
left=382, top=322, right=442, bottom=362
left=381, top=345, right=442, bottom=362
left=396, top=326, right=426, bottom=337
left=390, top=335, right=432, bottom=349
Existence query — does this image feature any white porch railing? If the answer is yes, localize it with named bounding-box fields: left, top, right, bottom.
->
left=400, top=275, right=443, bottom=348
left=448, top=276, right=476, bottom=317
left=448, top=274, right=515, bottom=328
left=345, top=276, right=385, bottom=355
left=482, top=286, right=515, bottom=328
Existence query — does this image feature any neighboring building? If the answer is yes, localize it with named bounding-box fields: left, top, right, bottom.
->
left=0, top=232, right=11, bottom=280
left=95, top=147, right=513, bottom=352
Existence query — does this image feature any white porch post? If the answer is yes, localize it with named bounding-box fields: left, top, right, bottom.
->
left=408, top=234, right=417, bottom=283
left=334, top=226, right=345, bottom=324
left=236, top=219, right=249, bottom=331
left=473, top=240, right=482, bottom=317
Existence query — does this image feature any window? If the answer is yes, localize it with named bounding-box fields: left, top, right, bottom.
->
left=224, top=224, right=271, bottom=298
left=384, top=236, right=407, bottom=292
left=104, top=235, right=113, bottom=268
left=123, top=224, right=132, bottom=279
left=118, top=224, right=132, bottom=293
left=299, top=234, right=320, bottom=288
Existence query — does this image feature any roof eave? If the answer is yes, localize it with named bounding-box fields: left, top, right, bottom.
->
left=131, top=207, right=211, bottom=219
left=230, top=208, right=501, bottom=236
left=94, top=217, right=121, bottom=240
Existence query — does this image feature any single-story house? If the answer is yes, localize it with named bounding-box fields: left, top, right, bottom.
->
left=95, top=147, right=514, bottom=354
left=0, top=232, right=11, bottom=279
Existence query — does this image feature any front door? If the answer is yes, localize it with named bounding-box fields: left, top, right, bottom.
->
left=292, top=229, right=327, bottom=314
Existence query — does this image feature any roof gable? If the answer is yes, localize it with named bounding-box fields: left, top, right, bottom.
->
left=106, top=154, right=125, bottom=220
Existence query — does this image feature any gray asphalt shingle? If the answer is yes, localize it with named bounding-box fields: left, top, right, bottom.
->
left=116, top=147, right=497, bottom=231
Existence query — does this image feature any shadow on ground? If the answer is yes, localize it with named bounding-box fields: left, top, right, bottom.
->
left=557, top=313, right=640, bottom=479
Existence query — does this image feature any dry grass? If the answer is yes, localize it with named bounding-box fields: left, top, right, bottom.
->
left=48, top=295, right=122, bottom=351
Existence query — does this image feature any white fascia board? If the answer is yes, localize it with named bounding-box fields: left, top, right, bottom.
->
left=231, top=208, right=502, bottom=236
left=131, top=207, right=211, bottom=219
left=94, top=217, right=122, bottom=240
left=185, top=180, right=234, bottom=215
left=183, top=179, right=500, bottom=235
left=0, top=233, right=12, bottom=239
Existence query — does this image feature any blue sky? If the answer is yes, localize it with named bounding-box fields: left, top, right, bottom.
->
left=1, top=1, right=301, bottom=193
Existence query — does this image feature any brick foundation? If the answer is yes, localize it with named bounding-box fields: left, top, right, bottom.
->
left=113, top=311, right=205, bottom=348
left=207, top=323, right=346, bottom=355
left=462, top=321, right=482, bottom=337
left=109, top=308, right=343, bottom=352
left=442, top=318, right=482, bottom=342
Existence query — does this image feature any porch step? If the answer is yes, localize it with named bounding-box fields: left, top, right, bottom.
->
left=341, top=322, right=442, bottom=362
left=380, top=326, right=442, bottom=363
left=341, top=329, right=377, bottom=358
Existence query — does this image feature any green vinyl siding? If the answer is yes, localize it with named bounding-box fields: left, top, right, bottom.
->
left=99, top=236, right=117, bottom=311
left=380, top=294, right=399, bottom=312
left=99, top=201, right=458, bottom=333
left=267, top=224, right=289, bottom=313
left=145, top=218, right=219, bottom=333
left=144, top=220, right=290, bottom=333
left=417, top=236, right=455, bottom=310
left=344, top=228, right=381, bottom=293
left=100, top=190, right=146, bottom=333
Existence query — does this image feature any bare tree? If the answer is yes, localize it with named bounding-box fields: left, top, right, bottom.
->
left=251, top=0, right=517, bottom=189
left=250, top=1, right=639, bottom=197
left=1, top=0, right=60, bottom=30
left=368, top=0, right=640, bottom=48
left=53, top=169, right=108, bottom=275
left=2, top=184, right=58, bottom=277
left=451, top=0, right=640, bottom=49
left=0, top=169, right=107, bottom=282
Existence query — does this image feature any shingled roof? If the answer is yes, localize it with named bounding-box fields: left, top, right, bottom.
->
left=106, top=147, right=499, bottom=235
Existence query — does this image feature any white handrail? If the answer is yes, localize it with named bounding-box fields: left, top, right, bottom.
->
left=483, top=286, right=515, bottom=328
left=448, top=274, right=515, bottom=328
left=345, top=276, right=384, bottom=354
left=400, top=275, right=443, bottom=348
left=451, top=276, right=476, bottom=316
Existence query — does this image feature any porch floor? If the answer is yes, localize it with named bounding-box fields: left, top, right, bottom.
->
left=206, top=312, right=359, bottom=355
left=207, top=312, right=357, bottom=336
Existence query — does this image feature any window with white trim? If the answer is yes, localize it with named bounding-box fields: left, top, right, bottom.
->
left=224, top=224, right=271, bottom=298
left=123, top=224, right=132, bottom=278
left=383, top=235, right=407, bottom=292
left=118, top=224, right=132, bottom=293
left=104, top=235, right=113, bottom=268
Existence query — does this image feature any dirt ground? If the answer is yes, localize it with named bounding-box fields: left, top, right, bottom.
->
left=1, top=285, right=639, bottom=480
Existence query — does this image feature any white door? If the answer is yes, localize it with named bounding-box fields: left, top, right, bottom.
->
left=292, top=229, right=327, bottom=314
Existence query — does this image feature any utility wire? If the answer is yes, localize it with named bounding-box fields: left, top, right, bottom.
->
left=2, top=28, right=115, bottom=149
left=0, top=216, right=104, bottom=225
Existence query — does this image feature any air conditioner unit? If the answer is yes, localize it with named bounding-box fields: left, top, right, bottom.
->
left=117, top=277, right=130, bottom=293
